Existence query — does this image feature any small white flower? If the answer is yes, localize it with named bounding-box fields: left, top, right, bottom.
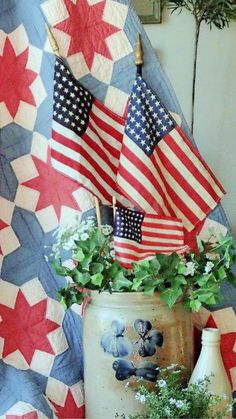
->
left=169, top=398, right=177, bottom=405
left=101, top=224, right=113, bottom=236
left=110, top=250, right=115, bottom=259
left=164, top=407, right=171, bottom=415
left=204, top=261, right=215, bottom=274
left=135, top=393, right=146, bottom=404
left=221, top=394, right=228, bottom=400
left=157, top=379, right=167, bottom=388
left=175, top=400, right=185, bottom=408
left=185, top=261, right=196, bottom=276
left=80, top=233, right=89, bottom=241
left=173, top=370, right=182, bottom=374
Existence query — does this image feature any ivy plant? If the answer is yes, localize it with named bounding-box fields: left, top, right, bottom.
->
left=49, top=218, right=236, bottom=311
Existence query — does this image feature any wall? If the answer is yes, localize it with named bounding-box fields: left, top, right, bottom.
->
left=144, top=8, right=236, bottom=238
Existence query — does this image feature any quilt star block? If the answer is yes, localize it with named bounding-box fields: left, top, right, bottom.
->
left=0, top=279, right=68, bottom=376
left=42, top=0, right=131, bottom=84
left=0, top=26, right=46, bottom=131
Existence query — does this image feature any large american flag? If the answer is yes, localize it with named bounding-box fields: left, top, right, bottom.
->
left=51, top=58, right=131, bottom=208
left=117, top=75, right=225, bottom=232
left=114, top=206, right=187, bottom=268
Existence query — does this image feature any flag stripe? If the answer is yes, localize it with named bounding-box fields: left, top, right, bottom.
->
left=159, top=131, right=224, bottom=209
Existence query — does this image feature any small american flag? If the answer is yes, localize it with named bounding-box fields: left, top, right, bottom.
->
left=51, top=58, right=131, bottom=208
left=114, top=206, right=187, bottom=268
left=117, top=75, right=225, bottom=232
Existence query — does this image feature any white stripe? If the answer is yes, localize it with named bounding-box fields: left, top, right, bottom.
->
left=154, top=152, right=206, bottom=220
left=142, top=226, right=183, bottom=237
left=159, top=134, right=220, bottom=207
left=92, top=103, right=124, bottom=134
left=53, top=120, right=119, bottom=178
left=86, top=126, right=119, bottom=168
left=51, top=157, right=110, bottom=204
left=118, top=140, right=169, bottom=214
left=117, top=174, right=156, bottom=214
left=143, top=216, right=183, bottom=227
left=89, top=117, right=122, bottom=152
left=171, top=129, right=224, bottom=197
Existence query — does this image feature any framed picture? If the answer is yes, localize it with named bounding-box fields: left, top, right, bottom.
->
left=132, top=0, right=162, bottom=24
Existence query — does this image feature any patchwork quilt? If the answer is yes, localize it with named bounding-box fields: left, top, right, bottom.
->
left=0, top=0, right=235, bottom=416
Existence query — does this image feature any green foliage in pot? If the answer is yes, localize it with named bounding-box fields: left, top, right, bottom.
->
left=116, top=364, right=234, bottom=419
left=50, top=218, right=236, bottom=311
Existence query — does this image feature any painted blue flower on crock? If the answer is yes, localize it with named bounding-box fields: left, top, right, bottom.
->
left=134, top=319, right=163, bottom=357
left=112, top=359, right=159, bottom=382
left=101, top=320, right=133, bottom=357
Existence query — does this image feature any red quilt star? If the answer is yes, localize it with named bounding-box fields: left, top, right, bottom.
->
left=0, top=290, right=59, bottom=364
left=0, top=38, right=37, bottom=118
left=50, top=389, right=85, bottom=418
left=7, top=412, right=38, bottom=419
left=22, top=153, right=80, bottom=219
left=206, top=315, right=236, bottom=386
left=55, top=0, right=119, bottom=69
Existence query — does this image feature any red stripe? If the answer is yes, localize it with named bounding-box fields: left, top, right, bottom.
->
left=51, top=148, right=113, bottom=204
left=52, top=129, right=118, bottom=176
left=175, top=126, right=225, bottom=194
left=160, top=130, right=224, bottom=209
left=88, top=119, right=121, bottom=161
left=94, top=99, right=125, bottom=126
left=121, top=143, right=170, bottom=210
left=142, top=221, right=183, bottom=232
left=118, top=163, right=164, bottom=214
left=115, top=241, right=184, bottom=253
left=141, top=232, right=184, bottom=240
left=157, top=144, right=213, bottom=215
left=150, top=152, right=200, bottom=226
left=90, top=108, right=123, bottom=144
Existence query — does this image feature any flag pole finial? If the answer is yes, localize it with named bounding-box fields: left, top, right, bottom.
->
left=45, top=24, right=61, bottom=58
left=135, top=34, right=144, bottom=73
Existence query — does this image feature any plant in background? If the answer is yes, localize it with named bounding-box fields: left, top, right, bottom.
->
left=50, top=218, right=236, bottom=311
left=118, top=364, right=234, bottom=419
left=165, top=0, right=236, bottom=132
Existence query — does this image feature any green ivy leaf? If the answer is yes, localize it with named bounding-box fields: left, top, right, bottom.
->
left=91, top=272, right=104, bottom=287
left=131, top=277, right=143, bottom=291
left=189, top=299, right=202, bottom=312
left=72, top=270, right=90, bottom=286
left=90, top=262, right=104, bottom=275
left=160, top=287, right=183, bottom=309
left=72, top=247, right=84, bottom=262
left=112, top=271, right=133, bottom=291
left=52, top=261, right=68, bottom=276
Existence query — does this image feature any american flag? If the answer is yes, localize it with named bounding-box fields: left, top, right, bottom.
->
left=51, top=58, right=131, bottom=208
left=117, top=75, right=225, bottom=232
left=114, top=206, right=187, bottom=268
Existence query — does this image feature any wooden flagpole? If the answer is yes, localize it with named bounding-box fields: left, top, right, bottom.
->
left=94, top=197, right=102, bottom=229
left=112, top=196, right=117, bottom=227
left=45, top=25, right=61, bottom=58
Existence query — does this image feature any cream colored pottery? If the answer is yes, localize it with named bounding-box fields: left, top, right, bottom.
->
left=83, top=291, right=193, bottom=419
